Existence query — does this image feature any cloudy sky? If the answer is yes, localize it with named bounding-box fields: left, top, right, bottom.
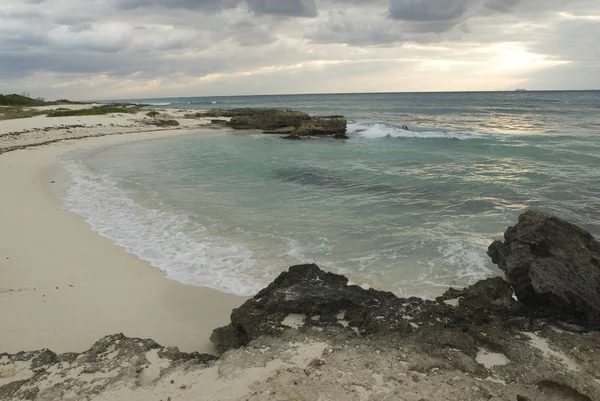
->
left=1, top=0, right=599, bottom=100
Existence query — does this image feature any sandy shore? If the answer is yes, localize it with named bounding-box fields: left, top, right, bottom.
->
left=0, top=112, right=245, bottom=354
left=0, top=106, right=219, bottom=154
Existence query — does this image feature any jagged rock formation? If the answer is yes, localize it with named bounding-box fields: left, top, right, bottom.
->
left=208, top=259, right=600, bottom=400
left=3, top=211, right=600, bottom=400
left=211, top=263, right=416, bottom=352
left=0, top=334, right=216, bottom=400
left=488, top=210, right=600, bottom=326
left=194, top=109, right=347, bottom=138
left=210, top=265, right=530, bottom=353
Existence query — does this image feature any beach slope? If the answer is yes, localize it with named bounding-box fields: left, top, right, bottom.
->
left=0, top=112, right=244, bottom=354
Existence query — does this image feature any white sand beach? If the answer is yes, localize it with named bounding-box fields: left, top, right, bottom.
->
left=0, top=106, right=217, bottom=152
left=0, top=109, right=245, bottom=354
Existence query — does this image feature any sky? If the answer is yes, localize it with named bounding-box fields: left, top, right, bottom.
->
left=1, top=0, right=599, bottom=100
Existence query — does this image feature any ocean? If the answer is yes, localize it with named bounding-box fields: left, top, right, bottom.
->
left=61, top=91, right=600, bottom=297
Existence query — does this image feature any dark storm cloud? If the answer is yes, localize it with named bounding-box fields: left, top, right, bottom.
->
left=306, top=10, right=406, bottom=45
left=115, top=0, right=242, bottom=11
left=246, top=0, right=318, bottom=17
left=0, top=52, right=123, bottom=79
left=0, top=35, right=48, bottom=52
left=0, top=9, right=44, bottom=19
left=311, top=0, right=588, bottom=44
left=389, top=0, right=469, bottom=22
left=114, top=0, right=324, bottom=16
left=483, top=0, right=520, bottom=13
left=54, top=15, right=95, bottom=26
left=0, top=47, right=223, bottom=80
left=226, top=20, right=278, bottom=46
left=308, top=0, right=476, bottom=45
left=1, top=0, right=599, bottom=98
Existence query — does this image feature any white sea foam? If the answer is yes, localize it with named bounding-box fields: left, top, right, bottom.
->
left=145, top=102, right=171, bottom=106
left=437, top=241, right=494, bottom=284
left=61, top=158, right=264, bottom=296
left=413, top=241, right=494, bottom=291
left=347, top=122, right=510, bottom=140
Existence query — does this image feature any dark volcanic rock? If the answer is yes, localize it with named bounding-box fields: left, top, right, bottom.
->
left=438, top=277, right=523, bottom=326
left=211, top=264, right=415, bottom=352
left=439, top=277, right=517, bottom=313
left=145, top=119, right=180, bottom=127
left=227, top=109, right=309, bottom=130
left=210, top=264, right=527, bottom=353
left=196, top=108, right=275, bottom=118
left=285, top=117, right=347, bottom=136
left=281, top=134, right=303, bottom=140
left=488, top=210, right=600, bottom=325
left=197, top=108, right=347, bottom=137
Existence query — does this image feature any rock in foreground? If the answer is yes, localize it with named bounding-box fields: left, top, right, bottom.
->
left=488, top=210, right=600, bottom=326
left=208, top=262, right=599, bottom=401
left=0, top=334, right=216, bottom=401
left=210, top=264, right=524, bottom=353
left=3, top=212, right=600, bottom=401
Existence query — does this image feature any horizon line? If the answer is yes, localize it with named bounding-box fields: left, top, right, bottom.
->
left=93, top=89, right=600, bottom=102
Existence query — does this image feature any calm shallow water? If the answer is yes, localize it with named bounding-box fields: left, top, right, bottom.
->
left=64, top=92, right=600, bottom=297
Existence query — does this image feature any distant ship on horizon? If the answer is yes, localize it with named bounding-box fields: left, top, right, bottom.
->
left=515, top=88, right=528, bottom=92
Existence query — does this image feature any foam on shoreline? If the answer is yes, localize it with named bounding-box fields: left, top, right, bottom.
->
left=0, top=125, right=245, bottom=354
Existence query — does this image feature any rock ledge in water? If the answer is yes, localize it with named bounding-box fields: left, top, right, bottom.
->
left=194, top=108, right=347, bottom=138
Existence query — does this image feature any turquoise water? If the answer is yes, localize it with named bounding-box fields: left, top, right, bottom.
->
left=65, top=92, right=600, bottom=297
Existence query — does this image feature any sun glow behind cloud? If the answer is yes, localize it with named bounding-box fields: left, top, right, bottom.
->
left=556, top=12, right=600, bottom=21
left=487, top=43, right=569, bottom=72
left=1, top=0, right=598, bottom=98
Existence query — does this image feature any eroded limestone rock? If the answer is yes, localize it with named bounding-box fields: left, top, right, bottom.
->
left=0, top=334, right=216, bottom=401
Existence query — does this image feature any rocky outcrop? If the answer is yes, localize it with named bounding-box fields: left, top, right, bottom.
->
left=210, top=264, right=526, bottom=353
left=208, top=262, right=600, bottom=401
left=438, top=276, right=520, bottom=317
left=210, top=263, right=407, bottom=352
left=226, top=110, right=309, bottom=130
left=281, top=134, right=303, bottom=140
left=145, top=119, right=180, bottom=127
left=0, top=334, right=216, bottom=401
left=195, top=109, right=347, bottom=138
left=3, top=212, right=600, bottom=400
left=488, top=210, right=600, bottom=326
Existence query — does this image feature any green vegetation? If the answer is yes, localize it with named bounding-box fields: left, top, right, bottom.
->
left=0, top=93, right=85, bottom=107
left=0, top=94, right=142, bottom=121
left=46, top=107, right=137, bottom=117
left=53, top=99, right=83, bottom=105
left=0, top=94, right=47, bottom=107
left=146, top=110, right=160, bottom=118
left=0, top=107, right=46, bottom=121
